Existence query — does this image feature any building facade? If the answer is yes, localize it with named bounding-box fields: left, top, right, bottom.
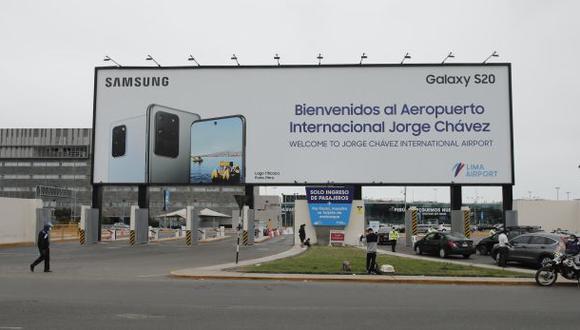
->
left=0, top=128, right=244, bottom=224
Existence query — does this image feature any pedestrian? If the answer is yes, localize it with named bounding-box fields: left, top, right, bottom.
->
left=30, top=224, right=52, bottom=273
left=298, top=224, right=306, bottom=247
left=365, top=227, right=378, bottom=274
left=389, top=227, right=399, bottom=252
left=497, top=231, right=509, bottom=267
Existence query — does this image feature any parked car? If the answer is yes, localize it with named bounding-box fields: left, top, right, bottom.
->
left=414, top=232, right=476, bottom=258
left=476, top=225, right=542, bottom=255
left=377, top=226, right=397, bottom=245
left=490, top=232, right=565, bottom=267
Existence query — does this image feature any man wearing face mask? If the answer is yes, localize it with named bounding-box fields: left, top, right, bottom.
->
left=30, top=224, right=52, bottom=273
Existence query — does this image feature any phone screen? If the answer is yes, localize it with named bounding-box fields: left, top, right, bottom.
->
left=190, top=116, right=245, bottom=184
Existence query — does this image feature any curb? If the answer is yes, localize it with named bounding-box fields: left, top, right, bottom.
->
left=169, top=272, right=542, bottom=286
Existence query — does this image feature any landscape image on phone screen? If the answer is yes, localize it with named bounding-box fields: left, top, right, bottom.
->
left=190, top=116, right=244, bottom=184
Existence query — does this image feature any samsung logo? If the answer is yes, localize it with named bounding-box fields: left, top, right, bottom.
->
left=105, top=76, right=169, bottom=88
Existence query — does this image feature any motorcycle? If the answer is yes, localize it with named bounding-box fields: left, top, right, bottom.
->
left=535, top=252, right=580, bottom=286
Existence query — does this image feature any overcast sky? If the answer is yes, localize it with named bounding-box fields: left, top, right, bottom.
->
left=1, top=0, right=578, bottom=202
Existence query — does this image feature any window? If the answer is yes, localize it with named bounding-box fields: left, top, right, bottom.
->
left=511, top=236, right=531, bottom=244
left=3, top=174, right=30, bottom=179
left=529, top=236, right=557, bottom=245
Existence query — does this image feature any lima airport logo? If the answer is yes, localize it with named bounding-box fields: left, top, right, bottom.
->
left=452, top=162, right=498, bottom=178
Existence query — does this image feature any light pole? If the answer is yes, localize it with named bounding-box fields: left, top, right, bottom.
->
left=145, top=55, right=161, bottom=67
left=442, top=52, right=455, bottom=64
left=483, top=51, right=499, bottom=64
left=555, top=187, right=560, bottom=200
left=401, top=52, right=411, bottom=64
left=359, top=52, right=367, bottom=65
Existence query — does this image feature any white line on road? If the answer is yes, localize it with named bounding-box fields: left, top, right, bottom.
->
left=0, top=326, right=24, bottom=329
left=136, top=274, right=167, bottom=278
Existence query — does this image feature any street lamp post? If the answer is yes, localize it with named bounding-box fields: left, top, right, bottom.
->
left=555, top=187, right=560, bottom=200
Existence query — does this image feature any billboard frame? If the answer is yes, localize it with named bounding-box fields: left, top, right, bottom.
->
left=91, top=63, right=514, bottom=187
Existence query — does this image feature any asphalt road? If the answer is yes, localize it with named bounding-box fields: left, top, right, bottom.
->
left=1, top=277, right=579, bottom=329
left=2, top=235, right=579, bottom=329
left=0, top=234, right=293, bottom=280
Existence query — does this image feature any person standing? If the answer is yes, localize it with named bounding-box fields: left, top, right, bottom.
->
left=497, top=231, right=509, bottom=267
left=30, top=224, right=52, bottom=273
left=365, top=227, right=378, bottom=274
left=298, top=224, right=306, bottom=247
left=389, top=228, right=399, bottom=252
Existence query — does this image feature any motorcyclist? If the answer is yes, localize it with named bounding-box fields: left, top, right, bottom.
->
left=565, top=234, right=580, bottom=265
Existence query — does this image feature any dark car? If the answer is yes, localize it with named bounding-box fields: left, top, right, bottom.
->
left=414, top=232, right=476, bottom=258
left=476, top=226, right=542, bottom=255
left=490, top=232, right=564, bottom=267
left=377, top=227, right=394, bottom=245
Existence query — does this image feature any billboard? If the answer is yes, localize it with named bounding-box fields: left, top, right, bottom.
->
left=92, top=64, right=513, bottom=185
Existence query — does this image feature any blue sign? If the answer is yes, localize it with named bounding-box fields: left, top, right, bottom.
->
left=163, top=189, right=171, bottom=211
left=306, top=186, right=354, bottom=226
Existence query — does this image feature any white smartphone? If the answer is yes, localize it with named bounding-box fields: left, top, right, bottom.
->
left=146, top=104, right=201, bottom=183
left=108, top=115, right=146, bottom=183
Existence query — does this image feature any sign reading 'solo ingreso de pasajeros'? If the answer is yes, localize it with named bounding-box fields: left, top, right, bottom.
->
left=306, top=186, right=354, bottom=226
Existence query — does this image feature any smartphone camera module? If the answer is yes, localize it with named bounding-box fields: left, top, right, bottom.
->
left=111, top=125, right=126, bottom=157
left=154, top=111, right=179, bottom=158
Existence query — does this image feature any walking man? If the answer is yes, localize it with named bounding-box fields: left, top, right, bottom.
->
left=389, top=227, right=399, bottom=252
left=298, top=224, right=306, bottom=247
left=497, top=231, right=509, bottom=267
left=365, top=227, right=378, bottom=274
left=30, top=224, right=52, bottom=273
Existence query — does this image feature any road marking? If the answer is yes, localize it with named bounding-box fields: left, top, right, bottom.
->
left=116, top=313, right=164, bottom=320
left=136, top=274, right=167, bottom=278
left=0, top=326, right=24, bottom=329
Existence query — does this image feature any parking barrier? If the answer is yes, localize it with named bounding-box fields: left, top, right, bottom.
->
left=130, top=230, right=136, bottom=246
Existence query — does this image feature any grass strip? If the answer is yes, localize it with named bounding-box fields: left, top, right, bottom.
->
left=240, top=246, right=531, bottom=278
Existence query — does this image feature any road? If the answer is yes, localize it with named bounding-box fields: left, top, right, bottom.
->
left=2, top=235, right=579, bottom=329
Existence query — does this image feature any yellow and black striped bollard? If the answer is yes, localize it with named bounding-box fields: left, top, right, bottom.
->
left=242, top=230, right=249, bottom=245
left=411, top=209, right=418, bottom=236
left=464, top=210, right=471, bottom=238
left=130, top=230, right=136, bottom=246
left=186, top=230, right=192, bottom=246
left=79, top=229, right=85, bottom=245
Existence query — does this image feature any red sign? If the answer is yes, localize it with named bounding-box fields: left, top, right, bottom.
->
left=330, top=232, right=345, bottom=241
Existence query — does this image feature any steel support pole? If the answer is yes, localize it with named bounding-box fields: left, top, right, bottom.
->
left=91, top=184, right=103, bottom=241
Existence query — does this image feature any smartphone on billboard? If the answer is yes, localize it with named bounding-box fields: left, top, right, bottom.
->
left=146, top=104, right=201, bottom=184
left=189, top=116, right=246, bottom=184
left=108, top=115, right=146, bottom=183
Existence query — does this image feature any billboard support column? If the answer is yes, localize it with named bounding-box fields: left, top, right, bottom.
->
left=138, top=184, right=149, bottom=209
left=502, top=185, right=514, bottom=228
left=353, top=185, right=362, bottom=200
left=450, top=185, right=463, bottom=236
left=91, top=184, right=103, bottom=241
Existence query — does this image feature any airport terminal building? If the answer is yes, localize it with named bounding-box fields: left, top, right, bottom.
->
left=0, top=128, right=242, bottom=224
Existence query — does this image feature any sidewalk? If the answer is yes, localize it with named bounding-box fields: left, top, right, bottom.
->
left=169, top=244, right=579, bottom=286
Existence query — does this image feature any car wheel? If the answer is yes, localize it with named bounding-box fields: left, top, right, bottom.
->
left=439, top=248, right=447, bottom=258
left=414, top=245, right=422, bottom=255
left=477, top=245, right=488, bottom=256
left=463, top=254, right=471, bottom=259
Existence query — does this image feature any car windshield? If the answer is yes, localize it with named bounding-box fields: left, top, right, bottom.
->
left=446, top=233, right=467, bottom=240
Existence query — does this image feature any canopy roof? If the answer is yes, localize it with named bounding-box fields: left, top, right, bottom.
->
left=157, top=208, right=231, bottom=219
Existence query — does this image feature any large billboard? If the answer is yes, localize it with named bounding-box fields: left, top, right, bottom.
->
left=92, top=64, right=513, bottom=185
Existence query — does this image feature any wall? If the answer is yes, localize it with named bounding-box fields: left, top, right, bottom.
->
left=294, top=200, right=365, bottom=246
left=513, top=200, right=580, bottom=232
left=0, top=197, right=43, bottom=244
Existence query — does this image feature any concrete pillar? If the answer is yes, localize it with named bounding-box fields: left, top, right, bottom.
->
left=451, top=207, right=471, bottom=238
left=130, top=205, right=148, bottom=245
left=505, top=210, right=518, bottom=227
left=185, top=206, right=198, bottom=246
left=405, top=207, right=419, bottom=247
left=79, top=206, right=98, bottom=245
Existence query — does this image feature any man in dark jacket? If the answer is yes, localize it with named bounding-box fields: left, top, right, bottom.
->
left=298, top=224, right=306, bottom=247
left=30, top=224, right=52, bottom=272
left=365, top=227, right=378, bottom=274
